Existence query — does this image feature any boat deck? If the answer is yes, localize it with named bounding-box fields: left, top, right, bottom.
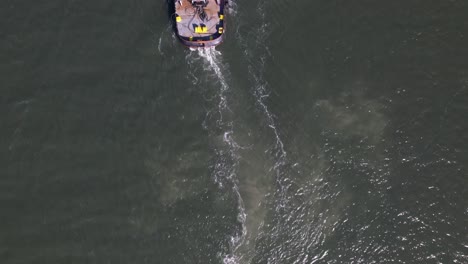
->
left=175, top=0, right=222, bottom=38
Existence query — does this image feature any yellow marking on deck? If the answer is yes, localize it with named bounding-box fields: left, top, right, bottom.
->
left=195, top=25, right=208, bottom=33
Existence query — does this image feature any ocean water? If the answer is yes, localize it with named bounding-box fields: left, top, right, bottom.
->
left=1, top=0, right=467, bottom=263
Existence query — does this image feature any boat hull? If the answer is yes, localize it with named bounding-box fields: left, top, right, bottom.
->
left=172, top=0, right=226, bottom=48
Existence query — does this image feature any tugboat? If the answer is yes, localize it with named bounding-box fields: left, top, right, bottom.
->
left=172, top=0, right=226, bottom=47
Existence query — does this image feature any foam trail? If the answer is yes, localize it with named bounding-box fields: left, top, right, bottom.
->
left=235, top=2, right=349, bottom=263
left=243, top=1, right=288, bottom=196
left=192, top=47, right=247, bottom=264
left=226, top=0, right=238, bottom=16
left=234, top=2, right=322, bottom=262
left=197, top=48, right=230, bottom=123
left=233, top=0, right=287, bottom=166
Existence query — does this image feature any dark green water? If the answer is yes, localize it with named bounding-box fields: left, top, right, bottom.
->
left=1, top=1, right=467, bottom=263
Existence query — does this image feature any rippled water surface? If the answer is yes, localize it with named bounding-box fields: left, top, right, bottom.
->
left=1, top=0, right=467, bottom=263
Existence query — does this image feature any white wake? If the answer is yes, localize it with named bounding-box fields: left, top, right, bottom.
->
left=192, top=47, right=247, bottom=264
